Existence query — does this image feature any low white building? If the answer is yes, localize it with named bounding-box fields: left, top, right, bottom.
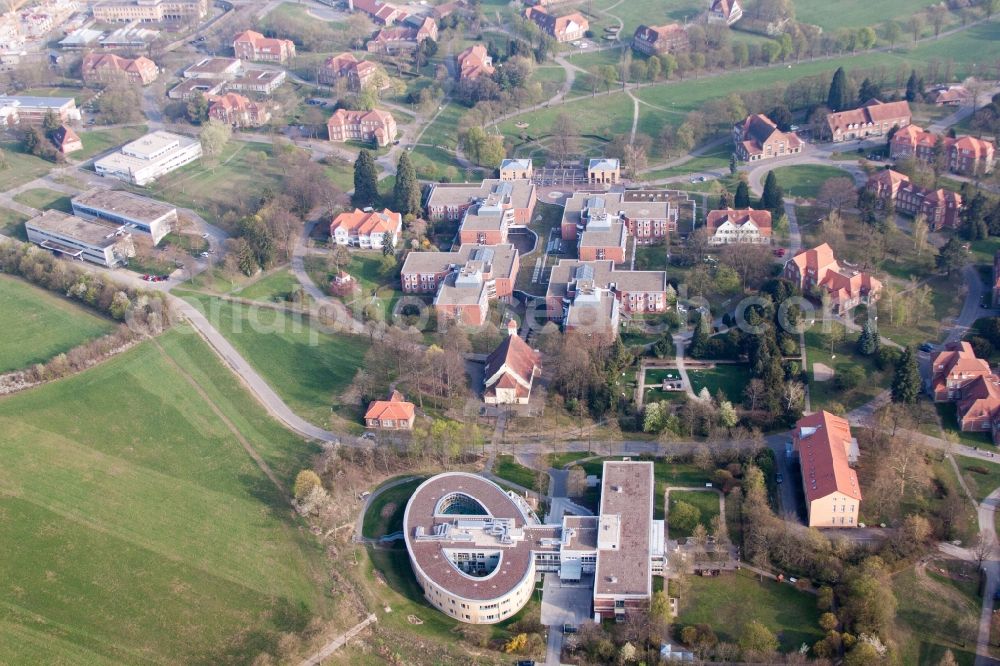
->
left=71, top=189, right=177, bottom=246
left=26, top=209, right=135, bottom=268
left=94, top=131, right=202, bottom=186
left=705, top=208, right=772, bottom=245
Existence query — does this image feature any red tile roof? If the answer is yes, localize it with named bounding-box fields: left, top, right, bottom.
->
left=705, top=208, right=772, bottom=234
left=456, top=44, right=494, bottom=80
left=331, top=208, right=401, bottom=237
left=484, top=333, right=540, bottom=397
left=826, top=99, right=911, bottom=136
left=364, top=391, right=415, bottom=421
left=794, top=411, right=861, bottom=502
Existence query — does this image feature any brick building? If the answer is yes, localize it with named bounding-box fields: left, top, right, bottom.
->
left=232, top=30, right=296, bottom=64
left=456, top=44, right=494, bottom=81
left=318, top=52, right=381, bottom=90
left=783, top=243, right=882, bottom=313
left=207, top=92, right=269, bottom=127
left=523, top=6, right=588, bottom=42
left=81, top=53, right=159, bottom=86
left=866, top=169, right=963, bottom=230
left=732, top=113, right=802, bottom=162
left=546, top=260, right=668, bottom=335
left=823, top=99, right=911, bottom=142
left=890, top=125, right=994, bottom=176
left=400, top=243, right=519, bottom=303
left=631, top=23, right=688, bottom=56
left=426, top=179, right=536, bottom=224
left=326, top=108, right=397, bottom=147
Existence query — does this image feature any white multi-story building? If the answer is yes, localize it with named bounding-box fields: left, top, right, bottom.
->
left=71, top=189, right=177, bottom=246
left=26, top=209, right=135, bottom=268
left=94, top=131, right=202, bottom=186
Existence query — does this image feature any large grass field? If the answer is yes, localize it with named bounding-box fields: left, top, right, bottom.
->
left=0, top=142, right=59, bottom=191
left=687, top=365, right=750, bottom=403
left=180, top=293, right=369, bottom=427
left=794, top=0, right=940, bottom=31
left=497, top=20, right=1000, bottom=143
left=0, top=276, right=115, bottom=373
left=232, top=268, right=306, bottom=303
left=893, top=563, right=979, bottom=666
left=0, top=327, right=333, bottom=664
left=770, top=165, right=854, bottom=201
left=677, top=569, right=823, bottom=652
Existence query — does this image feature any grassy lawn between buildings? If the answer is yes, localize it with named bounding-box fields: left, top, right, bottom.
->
left=13, top=187, right=73, bottom=213
left=677, top=569, right=823, bottom=652
left=0, top=275, right=114, bottom=373
left=0, top=327, right=332, bottom=664
left=667, top=490, right=721, bottom=539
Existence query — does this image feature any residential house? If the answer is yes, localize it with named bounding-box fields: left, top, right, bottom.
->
left=232, top=29, right=296, bottom=64
left=401, top=244, right=519, bottom=302
left=330, top=208, right=402, bottom=249
left=523, top=7, right=589, bottom=43
left=792, top=411, right=861, bottom=528
left=326, top=108, right=397, bottom=147
left=889, top=125, right=994, bottom=176
left=367, top=17, right=437, bottom=54
left=207, top=92, right=269, bottom=127
left=483, top=321, right=541, bottom=405
left=732, top=113, right=802, bottom=162
left=708, top=0, right=743, bottom=25
left=705, top=208, right=771, bottom=245
left=588, top=158, right=620, bottom=185
left=499, top=158, right=532, bottom=181
left=426, top=178, right=536, bottom=224
left=631, top=24, right=688, bottom=56
left=319, top=52, right=381, bottom=90
left=546, top=260, right=668, bottom=335
left=928, top=85, right=971, bottom=106
left=955, top=375, right=1000, bottom=439
left=928, top=341, right=993, bottom=402
left=824, top=99, right=911, bottom=142
left=50, top=124, right=82, bottom=154
left=349, top=0, right=405, bottom=25
left=456, top=44, right=494, bottom=81
left=866, top=169, right=963, bottom=230
left=81, top=53, right=159, bottom=86
left=364, top=390, right=415, bottom=430
left=783, top=242, right=882, bottom=313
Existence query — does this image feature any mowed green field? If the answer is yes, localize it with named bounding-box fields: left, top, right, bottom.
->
left=180, top=293, right=369, bottom=426
left=794, top=0, right=940, bottom=31
left=770, top=165, right=854, bottom=200
left=0, top=327, right=331, bottom=664
left=0, top=276, right=114, bottom=372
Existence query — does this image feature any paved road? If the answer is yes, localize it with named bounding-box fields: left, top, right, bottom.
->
left=975, top=488, right=1000, bottom=666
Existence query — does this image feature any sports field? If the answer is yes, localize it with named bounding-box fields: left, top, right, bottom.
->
left=0, top=327, right=331, bottom=664
left=0, top=275, right=114, bottom=373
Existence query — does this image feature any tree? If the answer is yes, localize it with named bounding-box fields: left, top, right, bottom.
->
left=858, top=77, right=881, bottom=103
left=729, top=154, right=737, bottom=175
left=973, top=532, right=994, bottom=569
left=652, top=332, right=674, bottom=358
left=738, top=620, right=778, bottom=657
left=891, top=346, right=921, bottom=404
left=734, top=180, right=751, bottom=208
left=393, top=151, right=422, bottom=217
left=857, top=26, right=877, bottom=50
left=938, top=650, right=959, bottom=666
left=827, top=67, right=850, bottom=112
left=551, top=112, right=578, bottom=164
left=937, top=236, right=969, bottom=276
left=819, top=177, right=857, bottom=213
left=718, top=400, right=738, bottom=428
left=759, top=171, right=784, bottom=213
left=352, top=149, right=379, bottom=209
left=907, top=15, right=924, bottom=43
left=912, top=213, right=929, bottom=256
left=649, top=589, right=672, bottom=625
left=689, top=312, right=712, bottom=358
left=905, top=69, right=922, bottom=102
left=670, top=500, right=701, bottom=533
left=884, top=21, right=902, bottom=51
left=199, top=119, right=232, bottom=160
left=293, top=469, right=322, bottom=501
left=857, top=320, right=880, bottom=355
left=844, top=642, right=881, bottom=666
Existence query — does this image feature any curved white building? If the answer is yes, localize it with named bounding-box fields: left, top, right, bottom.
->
left=403, top=463, right=661, bottom=625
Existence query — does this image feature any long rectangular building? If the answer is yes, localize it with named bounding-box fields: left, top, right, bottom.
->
left=71, top=189, right=177, bottom=245
left=94, top=131, right=202, bottom=186
left=26, top=209, right=135, bottom=268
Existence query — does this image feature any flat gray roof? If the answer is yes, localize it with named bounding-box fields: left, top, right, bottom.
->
left=594, top=461, right=653, bottom=598
left=546, top=259, right=666, bottom=300
left=72, top=189, right=176, bottom=223
left=401, top=243, right=517, bottom=278
left=427, top=179, right=535, bottom=209
left=27, top=209, right=125, bottom=248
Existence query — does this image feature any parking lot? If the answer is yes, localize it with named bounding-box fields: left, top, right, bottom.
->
left=540, top=573, right=593, bottom=629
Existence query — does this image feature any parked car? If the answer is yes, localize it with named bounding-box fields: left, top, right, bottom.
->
left=773, top=248, right=786, bottom=257
left=776, top=473, right=784, bottom=484
left=919, top=342, right=934, bottom=353
left=361, top=432, right=376, bottom=441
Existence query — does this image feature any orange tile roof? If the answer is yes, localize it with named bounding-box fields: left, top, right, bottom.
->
left=365, top=391, right=415, bottom=421
left=330, top=208, right=401, bottom=237
left=794, top=411, right=861, bottom=502
left=456, top=44, right=494, bottom=80
left=705, top=208, right=772, bottom=234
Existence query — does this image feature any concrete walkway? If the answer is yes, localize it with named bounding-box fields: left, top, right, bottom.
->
left=298, top=614, right=377, bottom=666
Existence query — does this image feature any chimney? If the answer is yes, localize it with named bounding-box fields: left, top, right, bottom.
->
left=507, top=318, right=518, bottom=337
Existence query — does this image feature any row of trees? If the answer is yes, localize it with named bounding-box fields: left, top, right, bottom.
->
left=351, top=149, right=422, bottom=219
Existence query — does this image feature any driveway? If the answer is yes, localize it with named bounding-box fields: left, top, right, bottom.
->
left=541, top=573, right=594, bottom=665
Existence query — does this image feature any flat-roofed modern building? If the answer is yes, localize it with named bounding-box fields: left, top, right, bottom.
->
left=403, top=462, right=660, bottom=625
left=0, top=95, right=81, bottom=126
left=94, top=131, right=202, bottom=186
left=71, top=189, right=177, bottom=245
left=26, top=209, right=135, bottom=268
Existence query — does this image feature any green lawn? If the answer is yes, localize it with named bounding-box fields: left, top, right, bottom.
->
left=0, top=207, right=28, bottom=240
left=495, top=454, right=545, bottom=492
left=0, top=142, right=59, bottom=191
left=581, top=457, right=714, bottom=518
left=688, top=365, right=751, bottom=403
left=795, top=0, right=940, bottom=31
left=549, top=451, right=593, bottom=468
left=0, top=327, right=331, bottom=664
left=0, top=275, right=115, bottom=373
left=668, top=490, right=721, bottom=539
left=936, top=403, right=994, bottom=449
left=232, top=268, right=305, bottom=303
left=677, top=569, right=823, bottom=652
left=957, top=456, right=1000, bottom=502
left=143, top=141, right=289, bottom=229
left=13, top=187, right=73, bottom=213
left=770, top=165, right=853, bottom=201
left=76, top=125, right=147, bottom=161
left=643, top=146, right=731, bottom=181
left=362, top=476, right=425, bottom=539
left=894, top=565, right=979, bottom=666
left=418, top=102, right=465, bottom=151
left=180, top=293, right=369, bottom=427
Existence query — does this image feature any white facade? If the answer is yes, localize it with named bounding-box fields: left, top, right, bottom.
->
left=94, top=131, right=202, bottom=186
left=708, top=219, right=771, bottom=245
left=26, top=211, right=134, bottom=268
left=332, top=226, right=397, bottom=249
left=71, top=190, right=177, bottom=246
